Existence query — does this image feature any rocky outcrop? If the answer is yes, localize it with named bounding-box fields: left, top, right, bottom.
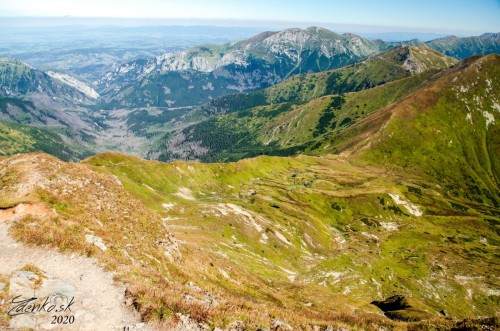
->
left=371, top=295, right=434, bottom=322
left=85, top=234, right=108, bottom=251
left=371, top=295, right=411, bottom=311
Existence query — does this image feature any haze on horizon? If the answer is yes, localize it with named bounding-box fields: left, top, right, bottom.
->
left=1, top=0, right=499, bottom=36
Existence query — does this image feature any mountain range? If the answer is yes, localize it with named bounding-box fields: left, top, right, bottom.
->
left=97, top=27, right=392, bottom=109
left=95, top=29, right=500, bottom=111
left=155, top=45, right=457, bottom=161
left=0, top=28, right=499, bottom=163
left=425, top=32, right=500, bottom=59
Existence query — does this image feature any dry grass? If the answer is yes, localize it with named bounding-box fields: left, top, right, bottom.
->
left=20, top=263, right=46, bottom=289
left=0, top=273, right=10, bottom=329
left=11, top=215, right=91, bottom=254
left=407, top=317, right=499, bottom=331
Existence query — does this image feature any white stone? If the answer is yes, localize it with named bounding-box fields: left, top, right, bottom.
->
left=389, top=194, right=423, bottom=216
left=85, top=234, right=107, bottom=251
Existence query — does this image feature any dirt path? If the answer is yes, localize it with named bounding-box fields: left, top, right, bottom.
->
left=0, top=204, right=153, bottom=330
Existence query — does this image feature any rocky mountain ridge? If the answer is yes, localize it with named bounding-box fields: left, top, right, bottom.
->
left=96, top=27, right=392, bottom=108
left=0, top=58, right=96, bottom=108
left=98, top=27, right=391, bottom=92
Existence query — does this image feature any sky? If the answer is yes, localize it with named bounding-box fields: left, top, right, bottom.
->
left=1, top=0, right=499, bottom=35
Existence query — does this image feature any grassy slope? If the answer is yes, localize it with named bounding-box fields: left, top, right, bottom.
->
left=76, top=54, right=500, bottom=328
left=344, top=54, right=499, bottom=208
left=1, top=50, right=498, bottom=330
left=0, top=120, right=92, bottom=161
left=1, top=108, right=498, bottom=328
left=81, top=151, right=499, bottom=327
left=181, top=69, right=437, bottom=162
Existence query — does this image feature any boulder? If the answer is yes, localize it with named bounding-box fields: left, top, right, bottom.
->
left=85, top=234, right=107, bottom=251
left=172, top=313, right=210, bottom=331
left=39, top=278, right=76, bottom=299
left=9, top=315, right=36, bottom=329
left=271, top=320, right=293, bottom=331
left=227, top=320, right=246, bottom=331
left=370, top=295, right=411, bottom=311
left=371, top=295, right=435, bottom=322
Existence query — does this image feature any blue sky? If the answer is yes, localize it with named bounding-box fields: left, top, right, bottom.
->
left=1, top=0, right=499, bottom=34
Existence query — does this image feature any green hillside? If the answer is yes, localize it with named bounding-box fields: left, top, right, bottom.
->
left=348, top=54, right=500, bottom=208
left=154, top=46, right=457, bottom=162
left=0, top=120, right=93, bottom=161
left=151, top=51, right=499, bottom=209
left=0, top=45, right=498, bottom=331
left=427, top=33, right=500, bottom=59
left=0, top=58, right=94, bottom=107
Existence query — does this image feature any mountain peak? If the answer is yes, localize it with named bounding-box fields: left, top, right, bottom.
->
left=263, top=27, right=313, bottom=45
left=97, top=26, right=392, bottom=108
left=245, top=30, right=279, bottom=43
left=382, top=45, right=457, bottom=74
left=480, top=32, right=500, bottom=39
left=306, top=26, right=342, bottom=37
left=341, top=32, right=361, bottom=38
left=0, top=57, right=32, bottom=69
left=433, top=35, right=458, bottom=42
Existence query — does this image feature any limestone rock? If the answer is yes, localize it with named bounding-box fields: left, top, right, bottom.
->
left=9, top=270, right=39, bottom=297
left=171, top=313, right=210, bottom=331
left=271, top=320, right=293, bottom=331
left=85, top=234, right=107, bottom=251
left=39, top=278, right=76, bottom=299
